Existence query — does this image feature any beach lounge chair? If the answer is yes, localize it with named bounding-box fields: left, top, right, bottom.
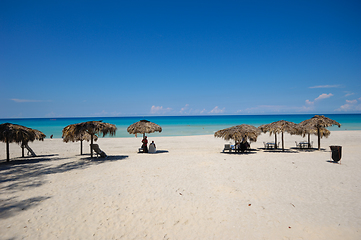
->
left=223, top=144, right=231, bottom=152
left=27, top=144, right=36, bottom=156
left=22, top=143, right=36, bottom=157
left=264, top=142, right=275, bottom=149
left=91, top=144, right=107, bottom=158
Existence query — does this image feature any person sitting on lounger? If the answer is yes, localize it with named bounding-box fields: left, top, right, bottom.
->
left=141, top=136, right=148, bottom=153
left=240, top=140, right=250, bottom=153
left=149, top=141, right=156, bottom=153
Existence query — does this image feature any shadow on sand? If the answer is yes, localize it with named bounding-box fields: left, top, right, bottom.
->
left=260, top=148, right=299, bottom=153
left=326, top=160, right=341, bottom=164
left=0, top=154, right=62, bottom=165
left=80, top=155, right=129, bottom=161
left=0, top=154, right=128, bottom=219
left=0, top=196, right=51, bottom=219
left=221, top=149, right=259, bottom=155
left=289, top=147, right=328, bottom=152
left=137, top=150, right=169, bottom=154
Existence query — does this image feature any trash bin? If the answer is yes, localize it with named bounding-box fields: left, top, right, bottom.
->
left=330, top=146, right=342, bottom=162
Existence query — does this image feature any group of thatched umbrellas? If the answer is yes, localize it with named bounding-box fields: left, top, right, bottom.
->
left=1, top=115, right=340, bottom=161
left=214, top=115, right=341, bottom=151
left=1, top=120, right=162, bottom=162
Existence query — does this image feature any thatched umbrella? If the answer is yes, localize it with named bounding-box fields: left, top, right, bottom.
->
left=127, top=120, right=162, bottom=138
left=62, top=123, right=99, bottom=155
left=0, top=123, right=45, bottom=162
left=64, top=121, right=117, bottom=158
left=20, top=128, right=46, bottom=157
left=298, top=115, right=341, bottom=150
left=259, top=120, right=298, bottom=151
left=214, top=124, right=261, bottom=145
left=296, top=121, right=330, bottom=148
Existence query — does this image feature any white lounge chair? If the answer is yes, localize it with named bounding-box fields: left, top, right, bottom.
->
left=22, top=143, right=36, bottom=157
left=223, top=144, right=231, bottom=152
left=91, top=144, right=107, bottom=158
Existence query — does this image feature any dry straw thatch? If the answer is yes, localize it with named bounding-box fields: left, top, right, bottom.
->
left=214, top=124, right=261, bottom=143
left=258, top=120, right=298, bottom=151
left=62, top=121, right=117, bottom=158
left=127, top=120, right=162, bottom=138
left=297, top=115, right=341, bottom=150
left=62, top=123, right=99, bottom=155
left=0, top=123, right=46, bottom=161
left=33, top=129, right=46, bottom=141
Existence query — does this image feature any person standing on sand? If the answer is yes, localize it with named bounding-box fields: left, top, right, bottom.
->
left=141, top=136, right=148, bottom=153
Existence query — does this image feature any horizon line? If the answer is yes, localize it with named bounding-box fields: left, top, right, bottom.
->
left=1, top=112, right=361, bottom=120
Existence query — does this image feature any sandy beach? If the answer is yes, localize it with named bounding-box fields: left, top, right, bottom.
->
left=1, top=131, right=360, bottom=239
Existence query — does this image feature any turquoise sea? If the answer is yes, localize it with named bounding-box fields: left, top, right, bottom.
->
left=0, top=114, right=360, bottom=139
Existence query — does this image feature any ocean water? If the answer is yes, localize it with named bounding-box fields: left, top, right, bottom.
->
left=0, top=114, right=360, bottom=139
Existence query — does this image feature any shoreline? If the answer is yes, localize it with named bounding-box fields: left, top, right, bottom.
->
left=16, top=129, right=361, bottom=140
left=1, top=114, right=360, bottom=138
left=1, top=131, right=360, bottom=239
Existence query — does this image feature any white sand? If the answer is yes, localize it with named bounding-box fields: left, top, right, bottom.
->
left=1, top=131, right=360, bottom=239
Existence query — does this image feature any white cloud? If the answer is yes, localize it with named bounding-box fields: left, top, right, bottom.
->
left=45, top=112, right=57, bottom=118
left=306, top=93, right=333, bottom=105
left=11, top=98, right=42, bottom=103
left=309, top=85, right=340, bottom=89
left=346, top=99, right=357, bottom=104
left=242, top=105, right=291, bottom=113
left=209, top=106, right=225, bottom=114
left=345, top=92, right=354, bottom=97
left=150, top=105, right=172, bottom=114
left=305, top=99, right=314, bottom=105
left=110, top=111, right=122, bottom=116
left=180, top=104, right=189, bottom=114
left=93, top=110, right=108, bottom=116
left=336, top=99, right=361, bottom=112
left=314, top=93, right=333, bottom=101
left=298, top=105, right=314, bottom=112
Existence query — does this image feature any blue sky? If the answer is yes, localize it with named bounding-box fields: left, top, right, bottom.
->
left=1, top=0, right=360, bottom=118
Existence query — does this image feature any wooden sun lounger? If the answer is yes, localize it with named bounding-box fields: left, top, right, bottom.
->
left=91, top=144, right=107, bottom=158
left=21, top=143, right=36, bottom=157
left=223, top=144, right=232, bottom=152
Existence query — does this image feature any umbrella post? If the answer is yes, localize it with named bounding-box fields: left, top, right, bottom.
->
left=282, top=132, right=284, bottom=151
left=80, top=140, right=83, bottom=155
left=90, top=134, right=93, bottom=158
left=6, top=139, right=10, bottom=162
left=275, top=134, right=277, bottom=149
left=21, top=142, right=25, bottom=158
left=308, top=133, right=311, bottom=148
left=317, top=127, right=321, bottom=150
